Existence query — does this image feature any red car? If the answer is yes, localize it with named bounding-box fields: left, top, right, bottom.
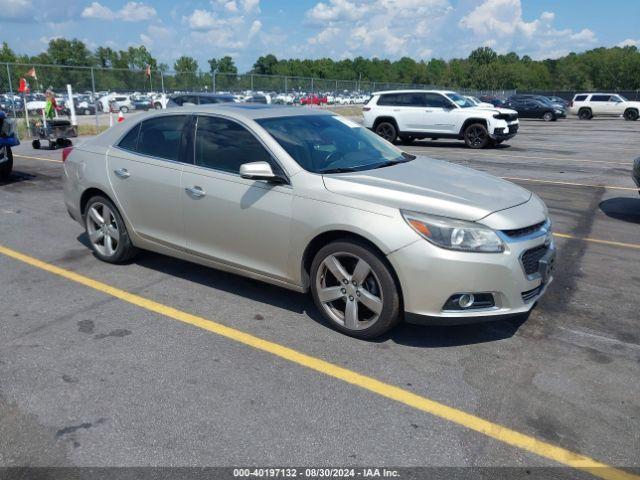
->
left=300, top=95, right=328, bottom=105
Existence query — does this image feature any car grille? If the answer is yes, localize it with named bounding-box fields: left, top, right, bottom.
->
left=494, top=113, right=518, bottom=122
left=508, top=124, right=519, bottom=133
left=502, top=220, right=546, bottom=239
left=521, top=244, right=548, bottom=276
left=521, top=286, right=542, bottom=303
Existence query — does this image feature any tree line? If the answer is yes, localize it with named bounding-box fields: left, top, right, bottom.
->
left=1, top=39, right=639, bottom=92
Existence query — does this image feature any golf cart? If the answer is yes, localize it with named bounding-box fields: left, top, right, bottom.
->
left=0, top=111, right=19, bottom=180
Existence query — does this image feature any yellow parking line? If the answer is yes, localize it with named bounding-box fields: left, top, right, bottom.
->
left=14, top=154, right=62, bottom=164
left=554, top=232, right=640, bottom=250
left=0, top=243, right=636, bottom=480
left=502, top=176, right=639, bottom=192
left=406, top=150, right=629, bottom=166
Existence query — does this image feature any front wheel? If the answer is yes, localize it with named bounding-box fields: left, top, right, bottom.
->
left=464, top=123, right=489, bottom=149
left=0, top=146, right=13, bottom=181
left=84, top=195, right=137, bottom=264
left=311, top=241, right=401, bottom=339
left=542, top=112, right=554, bottom=122
left=624, top=109, right=639, bottom=121
left=374, top=121, right=397, bottom=143
left=120, top=106, right=129, bottom=113
left=32, top=139, right=41, bottom=149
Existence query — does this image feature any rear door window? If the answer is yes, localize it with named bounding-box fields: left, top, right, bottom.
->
left=424, top=93, right=452, bottom=108
left=118, top=123, right=140, bottom=152
left=137, top=115, right=187, bottom=161
left=194, top=115, right=273, bottom=174
left=591, top=95, right=610, bottom=102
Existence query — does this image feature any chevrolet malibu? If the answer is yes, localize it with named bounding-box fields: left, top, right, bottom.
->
left=62, top=105, right=555, bottom=339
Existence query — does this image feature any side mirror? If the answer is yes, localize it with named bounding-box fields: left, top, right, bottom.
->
left=240, top=161, right=285, bottom=183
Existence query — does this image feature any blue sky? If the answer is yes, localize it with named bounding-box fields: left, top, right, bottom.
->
left=1, top=0, right=639, bottom=72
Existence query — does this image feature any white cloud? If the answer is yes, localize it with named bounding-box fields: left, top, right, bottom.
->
left=183, top=9, right=218, bottom=30
left=120, top=2, right=156, bottom=21
left=242, top=0, right=260, bottom=13
left=307, top=0, right=365, bottom=22
left=81, top=1, right=114, bottom=20
left=458, top=0, right=597, bottom=58
left=617, top=38, right=640, bottom=47
left=224, top=1, right=238, bottom=13
left=248, top=20, right=262, bottom=38
left=81, top=1, right=156, bottom=21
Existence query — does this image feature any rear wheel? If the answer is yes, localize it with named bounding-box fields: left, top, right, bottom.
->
left=84, top=109, right=91, bottom=115
left=311, top=241, right=401, bottom=339
left=542, top=111, right=554, bottom=122
left=120, top=106, right=129, bottom=113
left=463, top=123, right=489, bottom=149
left=84, top=195, right=137, bottom=264
left=375, top=121, right=397, bottom=143
left=578, top=108, right=592, bottom=120
left=32, top=139, right=41, bottom=149
left=624, top=109, right=639, bottom=121
left=0, top=146, right=13, bottom=181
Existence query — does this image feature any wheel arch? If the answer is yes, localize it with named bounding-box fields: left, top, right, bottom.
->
left=458, top=118, right=488, bottom=138
left=300, top=230, right=404, bottom=307
left=80, top=187, right=117, bottom=216
left=372, top=116, right=399, bottom=130
left=624, top=107, right=639, bottom=119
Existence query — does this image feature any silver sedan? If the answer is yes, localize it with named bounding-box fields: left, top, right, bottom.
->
left=62, top=104, right=555, bottom=338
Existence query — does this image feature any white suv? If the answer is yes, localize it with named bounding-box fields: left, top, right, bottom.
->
left=363, top=90, right=519, bottom=148
left=570, top=93, right=640, bottom=121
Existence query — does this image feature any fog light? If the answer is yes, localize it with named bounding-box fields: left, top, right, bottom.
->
left=442, top=293, right=495, bottom=311
left=458, top=294, right=475, bottom=308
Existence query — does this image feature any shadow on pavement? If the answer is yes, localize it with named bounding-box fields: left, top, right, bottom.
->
left=77, top=232, right=531, bottom=348
left=599, top=197, right=640, bottom=224
left=0, top=170, right=36, bottom=186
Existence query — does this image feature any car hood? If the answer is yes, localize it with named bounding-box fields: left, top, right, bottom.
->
left=322, top=157, right=532, bottom=221
left=464, top=106, right=518, bottom=116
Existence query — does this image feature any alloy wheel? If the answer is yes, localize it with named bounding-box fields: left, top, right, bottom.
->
left=376, top=124, right=395, bottom=142
left=315, top=252, right=383, bottom=331
left=86, top=202, right=120, bottom=257
left=466, top=126, right=486, bottom=148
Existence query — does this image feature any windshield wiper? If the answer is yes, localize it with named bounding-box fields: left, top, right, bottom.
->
left=318, top=167, right=360, bottom=174
left=371, top=154, right=415, bottom=169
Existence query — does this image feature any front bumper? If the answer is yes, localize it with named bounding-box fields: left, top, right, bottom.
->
left=490, top=122, right=519, bottom=140
left=387, top=233, right=555, bottom=325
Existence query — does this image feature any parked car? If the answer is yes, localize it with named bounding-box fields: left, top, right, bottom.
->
left=109, top=95, right=134, bottom=113
left=505, top=97, right=564, bottom=121
left=479, top=96, right=507, bottom=108
left=131, top=95, right=153, bottom=111
left=0, top=111, right=18, bottom=180
left=363, top=90, right=519, bottom=148
left=633, top=157, right=640, bottom=195
left=465, top=96, right=494, bottom=108
left=62, top=105, right=554, bottom=338
left=547, top=96, right=570, bottom=108
left=570, top=93, right=639, bottom=121
left=166, top=93, right=237, bottom=107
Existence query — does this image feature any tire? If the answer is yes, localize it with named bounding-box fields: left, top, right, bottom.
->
left=542, top=112, right=554, bottom=122
left=0, top=146, right=13, bottom=181
left=624, top=109, right=639, bottom=121
left=154, top=103, right=162, bottom=110
left=32, top=139, right=41, bottom=149
left=120, top=106, right=129, bottom=113
left=399, top=135, right=414, bottom=145
left=374, top=121, right=398, bottom=143
left=84, top=109, right=91, bottom=115
left=463, top=123, right=489, bottom=149
left=578, top=108, right=592, bottom=120
left=311, top=240, right=401, bottom=339
left=83, top=195, right=137, bottom=264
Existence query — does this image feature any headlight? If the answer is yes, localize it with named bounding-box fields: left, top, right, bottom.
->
left=401, top=210, right=504, bottom=253
left=554, top=109, right=562, bottom=113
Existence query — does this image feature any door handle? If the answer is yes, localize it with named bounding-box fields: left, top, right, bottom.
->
left=114, top=168, right=130, bottom=178
left=185, top=186, right=206, bottom=198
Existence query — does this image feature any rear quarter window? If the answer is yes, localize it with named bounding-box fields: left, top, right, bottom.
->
left=118, top=123, right=140, bottom=152
left=574, top=95, right=588, bottom=102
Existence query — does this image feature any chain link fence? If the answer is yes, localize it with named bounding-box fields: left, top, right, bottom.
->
left=1, top=62, right=515, bottom=136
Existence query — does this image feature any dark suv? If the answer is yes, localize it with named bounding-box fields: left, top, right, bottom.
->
left=166, top=93, right=236, bottom=107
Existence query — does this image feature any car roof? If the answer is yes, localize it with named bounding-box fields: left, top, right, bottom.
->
left=185, top=103, right=335, bottom=120
left=372, top=89, right=456, bottom=95
left=171, top=92, right=235, bottom=98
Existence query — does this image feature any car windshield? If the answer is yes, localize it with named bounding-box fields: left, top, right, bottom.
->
left=446, top=92, right=475, bottom=108
left=257, top=114, right=413, bottom=174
